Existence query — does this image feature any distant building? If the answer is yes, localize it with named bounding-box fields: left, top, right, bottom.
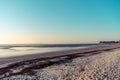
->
left=100, top=41, right=120, bottom=44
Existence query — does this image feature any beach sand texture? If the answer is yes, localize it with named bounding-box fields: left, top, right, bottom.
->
left=0, top=44, right=120, bottom=79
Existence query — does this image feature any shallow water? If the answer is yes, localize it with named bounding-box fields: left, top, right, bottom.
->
left=0, top=44, right=103, bottom=58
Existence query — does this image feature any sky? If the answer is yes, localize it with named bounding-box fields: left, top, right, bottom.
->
left=0, top=0, right=120, bottom=44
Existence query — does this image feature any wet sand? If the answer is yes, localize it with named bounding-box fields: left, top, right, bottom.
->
left=0, top=43, right=120, bottom=79
left=0, top=44, right=120, bottom=67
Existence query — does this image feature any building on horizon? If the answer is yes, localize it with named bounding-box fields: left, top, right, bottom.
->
left=100, top=40, right=120, bottom=44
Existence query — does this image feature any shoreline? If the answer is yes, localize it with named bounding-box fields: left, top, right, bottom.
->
left=0, top=43, right=120, bottom=66
left=0, top=44, right=120, bottom=79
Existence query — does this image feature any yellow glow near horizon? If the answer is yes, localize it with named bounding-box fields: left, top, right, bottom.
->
left=0, top=33, right=99, bottom=44
left=0, top=28, right=119, bottom=44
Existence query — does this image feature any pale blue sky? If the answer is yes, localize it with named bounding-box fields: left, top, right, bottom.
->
left=0, top=0, right=120, bottom=44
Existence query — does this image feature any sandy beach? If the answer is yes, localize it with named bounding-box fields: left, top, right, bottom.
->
left=0, top=0, right=119, bottom=79
left=0, top=44, right=120, bottom=79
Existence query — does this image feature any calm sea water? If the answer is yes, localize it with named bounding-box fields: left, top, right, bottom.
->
left=0, top=44, right=101, bottom=58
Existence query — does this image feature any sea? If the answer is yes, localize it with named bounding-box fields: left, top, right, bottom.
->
left=0, top=44, right=105, bottom=58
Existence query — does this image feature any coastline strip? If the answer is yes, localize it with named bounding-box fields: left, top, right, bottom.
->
left=0, top=44, right=120, bottom=67
left=0, top=44, right=120, bottom=79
